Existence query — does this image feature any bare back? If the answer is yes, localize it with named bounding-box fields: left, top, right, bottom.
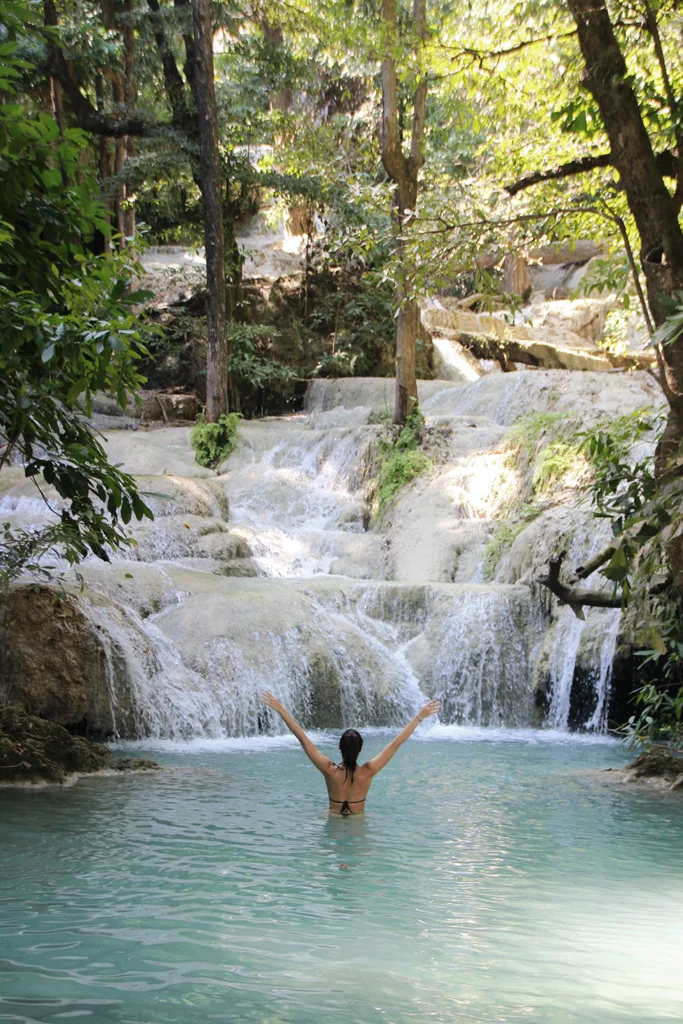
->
left=324, top=762, right=373, bottom=815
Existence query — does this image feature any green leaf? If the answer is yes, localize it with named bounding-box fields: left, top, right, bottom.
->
left=41, top=168, right=62, bottom=189
left=109, top=334, right=127, bottom=355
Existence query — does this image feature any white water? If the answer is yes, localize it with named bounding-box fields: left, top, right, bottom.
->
left=3, top=372, right=654, bottom=738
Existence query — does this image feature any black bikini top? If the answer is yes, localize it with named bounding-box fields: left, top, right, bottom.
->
left=329, top=797, right=366, bottom=816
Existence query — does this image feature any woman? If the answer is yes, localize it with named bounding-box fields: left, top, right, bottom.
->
left=262, top=691, right=441, bottom=815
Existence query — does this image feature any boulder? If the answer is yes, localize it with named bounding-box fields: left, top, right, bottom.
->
left=420, top=304, right=652, bottom=372
left=0, top=705, right=112, bottom=783
left=529, top=241, right=604, bottom=265
left=0, top=705, right=162, bottom=785
left=525, top=298, right=611, bottom=344
left=613, top=746, right=683, bottom=789
left=129, top=390, right=199, bottom=423
left=0, top=587, right=130, bottom=737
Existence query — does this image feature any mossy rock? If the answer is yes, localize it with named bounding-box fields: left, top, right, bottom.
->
left=0, top=706, right=161, bottom=785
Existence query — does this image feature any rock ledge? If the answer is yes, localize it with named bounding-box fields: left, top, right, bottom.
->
left=604, top=745, right=683, bottom=791
left=0, top=706, right=162, bottom=785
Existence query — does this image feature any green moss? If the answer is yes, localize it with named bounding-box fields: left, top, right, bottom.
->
left=533, top=440, right=585, bottom=493
left=483, top=502, right=543, bottom=578
left=507, top=411, right=587, bottom=497
left=378, top=448, right=432, bottom=511
left=190, top=413, right=240, bottom=469
left=507, top=411, right=568, bottom=457
left=483, top=523, right=523, bottom=578
left=368, top=408, right=392, bottom=426
left=375, top=409, right=432, bottom=513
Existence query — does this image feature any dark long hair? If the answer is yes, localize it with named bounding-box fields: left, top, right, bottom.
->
left=339, top=728, right=363, bottom=782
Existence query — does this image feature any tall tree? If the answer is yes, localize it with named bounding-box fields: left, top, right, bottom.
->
left=379, top=0, right=428, bottom=425
left=191, top=0, right=228, bottom=420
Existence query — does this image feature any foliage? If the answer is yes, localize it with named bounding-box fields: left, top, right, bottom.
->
left=228, top=323, right=297, bottom=391
left=376, top=410, right=431, bottom=513
left=622, top=676, right=683, bottom=751
left=578, top=410, right=663, bottom=594
left=190, top=413, right=240, bottom=469
left=0, top=24, right=154, bottom=585
left=652, top=293, right=683, bottom=350
left=533, top=440, right=586, bottom=494
left=507, top=412, right=569, bottom=455
left=507, top=411, right=586, bottom=497
left=577, top=408, right=683, bottom=749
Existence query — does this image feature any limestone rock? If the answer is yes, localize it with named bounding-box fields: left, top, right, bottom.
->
left=432, top=336, right=485, bottom=382
left=617, top=746, right=683, bottom=786
left=421, top=304, right=651, bottom=373
left=0, top=587, right=118, bottom=735
left=0, top=705, right=112, bottom=784
left=0, top=706, right=162, bottom=784
left=129, top=391, right=199, bottom=423
left=525, top=298, right=611, bottom=344
left=110, top=756, right=163, bottom=772
left=529, top=241, right=604, bottom=265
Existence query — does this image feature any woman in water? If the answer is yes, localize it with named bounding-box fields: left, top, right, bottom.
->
left=262, top=691, right=441, bottom=815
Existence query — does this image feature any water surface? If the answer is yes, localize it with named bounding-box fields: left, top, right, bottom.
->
left=2, top=731, right=682, bottom=1024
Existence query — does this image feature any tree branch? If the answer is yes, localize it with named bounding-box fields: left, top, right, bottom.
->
left=505, top=152, right=613, bottom=195
left=505, top=149, right=678, bottom=196
left=43, top=0, right=156, bottom=136
left=537, top=553, right=622, bottom=617
left=408, top=0, right=427, bottom=173
left=145, top=0, right=191, bottom=129
left=571, top=545, right=615, bottom=581
left=643, top=0, right=683, bottom=206
left=380, top=0, right=407, bottom=183
left=440, top=28, right=578, bottom=61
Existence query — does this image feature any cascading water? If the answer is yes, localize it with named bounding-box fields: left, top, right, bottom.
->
left=2, top=371, right=658, bottom=738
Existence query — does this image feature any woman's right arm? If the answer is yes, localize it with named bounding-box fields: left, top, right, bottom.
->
left=365, top=699, right=441, bottom=776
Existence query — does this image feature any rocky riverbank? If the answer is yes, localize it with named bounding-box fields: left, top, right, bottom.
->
left=0, top=706, right=161, bottom=785
left=602, top=746, right=683, bottom=791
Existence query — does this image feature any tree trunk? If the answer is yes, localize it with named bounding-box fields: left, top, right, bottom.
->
left=394, top=300, right=420, bottom=423
left=95, top=73, right=114, bottom=249
left=191, top=0, right=228, bottom=420
left=379, top=0, right=427, bottom=425
left=566, top=0, right=683, bottom=473
left=121, top=0, right=136, bottom=239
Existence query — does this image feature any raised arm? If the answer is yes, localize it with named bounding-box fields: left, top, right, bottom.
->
left=262, top=691, right=334, bottom=775
left=365, top=699, right=441, bottom=777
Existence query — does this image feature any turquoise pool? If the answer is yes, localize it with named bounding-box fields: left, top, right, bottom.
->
left=1, top=730, right=682, bottom=1023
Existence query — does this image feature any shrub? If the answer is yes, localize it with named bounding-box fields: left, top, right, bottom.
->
left=190, top=414, right=240, bottom=469
left=376, top=409, right=431, bottom=512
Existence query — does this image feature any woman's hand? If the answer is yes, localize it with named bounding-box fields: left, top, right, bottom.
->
left=416, top=699, right=441, bottom=722
left=263, top=690, right=285, bottom=716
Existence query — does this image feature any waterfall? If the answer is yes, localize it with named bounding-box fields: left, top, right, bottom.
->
left=4, top=371, right=652, bottom=739
left=546, top=607, right=587, bottom=728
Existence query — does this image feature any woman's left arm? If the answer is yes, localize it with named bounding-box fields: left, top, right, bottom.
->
left=263, top=691, right=334, bottom=774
